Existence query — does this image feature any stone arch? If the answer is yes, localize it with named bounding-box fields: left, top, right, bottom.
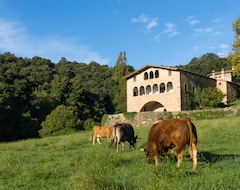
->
left=140, top=101, right=165, bottom=112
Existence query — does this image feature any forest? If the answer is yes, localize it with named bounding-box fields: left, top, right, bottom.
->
left=0, top=51, right=234, bottom=141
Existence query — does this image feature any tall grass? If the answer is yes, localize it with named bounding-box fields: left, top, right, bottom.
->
left=0, top=117, right=240, bottom=189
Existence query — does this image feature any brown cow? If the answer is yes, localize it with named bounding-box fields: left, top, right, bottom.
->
left=90, top=126, right=113, bottom=145
left=143, top=118, right=198, bottom=170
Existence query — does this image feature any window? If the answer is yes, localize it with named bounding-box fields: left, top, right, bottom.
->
left=144, top=72, right=148, bottom=80
left=153, top=84, right=158, bottom=94
left=150, top=71, right=154, bottom=79
left=167, top=82, right=173, bottom=92
left=146, top=85, right=151, bottom=95
left=140, top=86, right=145, bottom=95
left=168, top=70, right=172, bottom=76
left=155, top=70, right=159, bottom=78
left=160, top=83, right=165, bottom=93
left=133, top=87, right=138, bottom=96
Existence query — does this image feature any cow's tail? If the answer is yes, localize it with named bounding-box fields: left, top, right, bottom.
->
left=185, top=118, right=198, bottom=170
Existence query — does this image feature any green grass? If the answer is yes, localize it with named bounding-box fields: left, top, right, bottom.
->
left=229, top=99, right=240, bottom=106
left=0, top=117, right=240, bottom=189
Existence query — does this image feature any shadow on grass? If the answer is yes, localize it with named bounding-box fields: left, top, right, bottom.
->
left=198, top=151, right=240, bottom=164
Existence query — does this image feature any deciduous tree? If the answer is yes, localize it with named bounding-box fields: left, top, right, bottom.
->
left=229, top=16, right=240, bottom=78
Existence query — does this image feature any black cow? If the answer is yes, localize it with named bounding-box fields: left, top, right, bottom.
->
left=109, top=123, right=137, bottom=152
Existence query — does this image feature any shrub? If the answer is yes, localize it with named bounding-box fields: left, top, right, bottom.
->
left=39, top=105, right=82, bottom=137
left=83, top=118, right=99, bottom=131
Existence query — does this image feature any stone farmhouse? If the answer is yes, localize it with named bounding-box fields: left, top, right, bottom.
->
left=124, top=64, right=240, bottom=112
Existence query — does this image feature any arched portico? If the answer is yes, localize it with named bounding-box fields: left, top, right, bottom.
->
left=140, top=101, right=165, bottom=112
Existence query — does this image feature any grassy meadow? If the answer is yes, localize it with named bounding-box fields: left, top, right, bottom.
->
left=0, top=116, right=240, bottom=190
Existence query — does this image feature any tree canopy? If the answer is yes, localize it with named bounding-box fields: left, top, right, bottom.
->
left=229, top=16, right=240, bottom=78
left=178, top=53, right=232, bottom=76
left=0, top=48, right=235, bottom=141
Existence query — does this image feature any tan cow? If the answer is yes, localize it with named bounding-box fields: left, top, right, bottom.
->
left=90, top=126, right=113, bottom=145
left=143, top=118, right=198, bottom=170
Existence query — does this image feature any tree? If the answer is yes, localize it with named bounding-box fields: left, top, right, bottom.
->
left=229, top=16, right=240, bottom=78
left=39, top=105, right=83, bottom=137
left=194, top=85, right=225, bottom=109
left=112, top=51, right=134, bottom=113
left=179, top=53, right=231, bottom=76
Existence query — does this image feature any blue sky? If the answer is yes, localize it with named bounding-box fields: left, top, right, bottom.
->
left=0, top=0, right=239, bottom=69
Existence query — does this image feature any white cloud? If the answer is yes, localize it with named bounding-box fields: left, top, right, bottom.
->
left=153, top=35, right=160, bottom=42
left=193, top=46, right=200, bottom=51
left=162, top=23, right=178, bottom=37
left=194, top=27, right=212, bottom=34
left=189, top=19, right=199, bottom=26
left=213, top=31, right=222, bottom=36
left=0, top=17, right=110, bottom=64
left=131, top=14, right=149, bottom=23
left=212, top=18, right=222, bottom=23
left=146, top=18, right=158, bottom=29
left=219, top=44, right=229, bottom=49
left=185, top=16, right=199, bottom=26
left=132, top=14, right=158, bottom=30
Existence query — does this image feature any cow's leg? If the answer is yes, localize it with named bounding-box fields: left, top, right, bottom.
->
left=177, top=149, right=184, bottom=168
left=121, top=142, right=125, bottom=151
left=116, top=142, right=119, bottom=153
left=92, top=135, right=96, bottom=145
left=188, top=144, right=193, bottom=158
left=192, top=143, right=198, bottom=170
left=97, top=136, right=101, bottom=144
left=154, top=155, right=158, bottom=166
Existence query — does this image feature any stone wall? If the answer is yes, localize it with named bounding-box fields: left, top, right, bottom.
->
left=104, top=106, right=240, bottom=127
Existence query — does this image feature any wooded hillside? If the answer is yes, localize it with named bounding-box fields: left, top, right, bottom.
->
left=0, top=51, right=232, bottom=141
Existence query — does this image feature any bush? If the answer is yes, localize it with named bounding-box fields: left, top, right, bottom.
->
left=39, top=105, right=82, bottom=137
left=83, top=118, right=99, bottom=131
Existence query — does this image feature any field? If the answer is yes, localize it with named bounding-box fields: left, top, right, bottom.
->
left=0, top=117, right=240, bottom=190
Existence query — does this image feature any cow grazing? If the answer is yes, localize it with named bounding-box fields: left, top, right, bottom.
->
left=143, top=118, right=198, bottom=170
left=109, top=123, right=137, bottom=152
left=90, top=126, right=113, bottom=145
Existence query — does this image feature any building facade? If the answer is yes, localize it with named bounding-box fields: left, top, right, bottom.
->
left=125, top=65, right=240, bottom=112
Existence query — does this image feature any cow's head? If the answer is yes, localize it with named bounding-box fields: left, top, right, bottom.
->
left=141, top=146, right=154, bottom=164
left=129, top=135, right=137, bottom=149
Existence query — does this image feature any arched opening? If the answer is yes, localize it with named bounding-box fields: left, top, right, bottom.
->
left=155, top=70, right=159, bottom=78
left=140, top=86, right=145, bottom=95
left=160, top=83, right=165, bottom=93
left=140, top=101, right=165, bottom=112
left=133, top=87, right=138, bottom=96
left=153, top=84, right=158, bottom=94
left=150, top=71, right=154, bottom=79
left=144, top=72, right=148, bottom=80
left=146, top=85, right=151, bottom=95
left=167, top=82, right=173, bottom=92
